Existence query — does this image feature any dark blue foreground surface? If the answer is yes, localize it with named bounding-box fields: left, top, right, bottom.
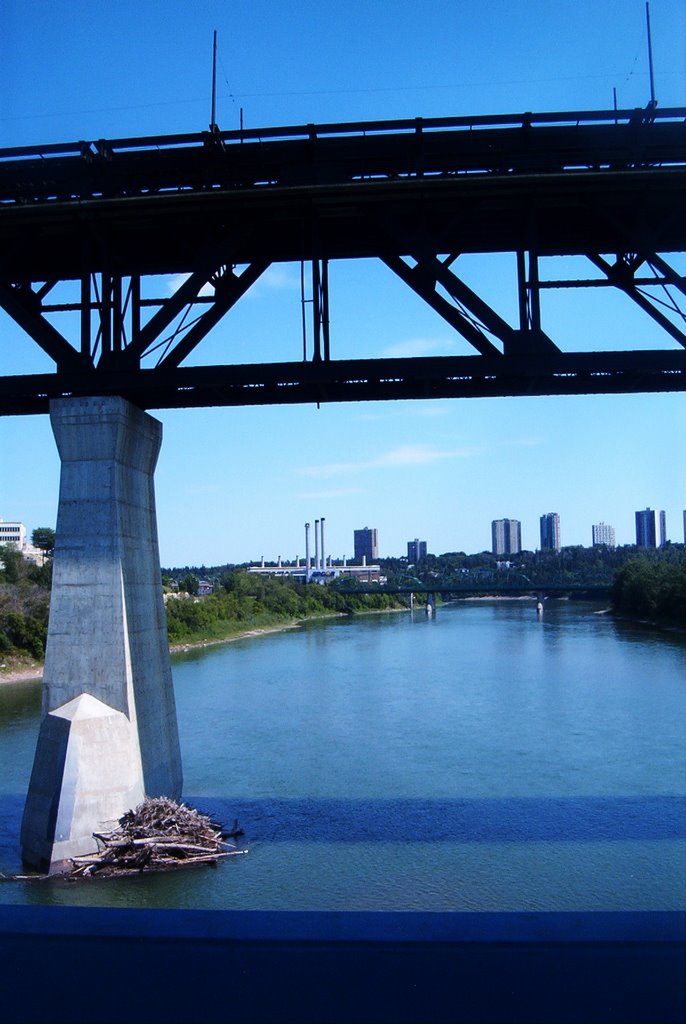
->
left=0, top=908, right=683, bottom=1024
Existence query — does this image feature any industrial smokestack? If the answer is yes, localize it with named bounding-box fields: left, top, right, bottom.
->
left=314, top=519, right=320, bottom=576
left=320, top=517, right=326, bottom=572
left=305, top=523, right=311, bottom=582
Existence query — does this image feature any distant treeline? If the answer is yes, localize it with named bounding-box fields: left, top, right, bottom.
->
left=612, top=555, right=686, bottom=626
left=0, top=553, right=404, bottom=660
left=164, top=570, right=404, bottom=644
left=378, top=543, right=686, bottom=590
left=2, top=545, right=684, bottom=664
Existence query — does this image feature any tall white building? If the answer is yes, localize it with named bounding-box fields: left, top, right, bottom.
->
left=592, top=522, right=615, bottom=548
left=491, top=519, right=521, bottom=556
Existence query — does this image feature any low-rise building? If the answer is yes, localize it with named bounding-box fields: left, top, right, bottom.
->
left=0, top=519, right=27, bottom=550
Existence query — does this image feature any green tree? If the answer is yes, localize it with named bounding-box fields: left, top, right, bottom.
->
left=31, top=527, right=56, bottom=559
left=180, top=574, right=199, bottom=595
left=0, top=544, right=25, bottom=584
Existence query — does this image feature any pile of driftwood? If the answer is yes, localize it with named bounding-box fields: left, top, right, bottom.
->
left=69, top=797, right=246, bottom=878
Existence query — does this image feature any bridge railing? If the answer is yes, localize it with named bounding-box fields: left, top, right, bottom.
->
left=1, top=105, right=684, bottom=163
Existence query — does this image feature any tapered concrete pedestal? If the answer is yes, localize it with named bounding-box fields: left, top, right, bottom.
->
left=21, top=397, right=182, bottom=872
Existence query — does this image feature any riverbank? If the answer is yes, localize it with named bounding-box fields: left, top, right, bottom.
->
left=0, top=655, right=43, bottom=685
left=0, top=608, right=410, bottom=685
left=0, top=621, right=303, bottom=686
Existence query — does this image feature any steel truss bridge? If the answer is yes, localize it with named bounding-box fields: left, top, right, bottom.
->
left=333, top=584, right=611, bottom=597
left=0, top=106, right=684, bottom=414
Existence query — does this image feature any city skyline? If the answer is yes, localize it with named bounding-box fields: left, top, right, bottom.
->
left=4, top=500, right=685, bottom=568
left=1, top=1, right=684, bottom=566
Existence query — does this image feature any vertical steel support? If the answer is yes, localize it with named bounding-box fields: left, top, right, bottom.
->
left=321, top=259, right=330, bottom=361
left=112, top=276, right=123, bottom=354
left=311, top=258, right=330, bottom=363
left=100, top=273, right=112, bottom=359
left=529, top=251, right=542, bottom=335
left=131, top=275, right=141, bottom=341
left=516, top=250, right=542, bottom=334
left=516, top=250, right=528, bottom=333
left=312, top=258, right=322, bottom=362
left=80, top=273, right=91, bottom=361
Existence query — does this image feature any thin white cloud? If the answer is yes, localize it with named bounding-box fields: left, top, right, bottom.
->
left=381, top=336, right=459, bottom=358
left=300, top=442, right=482, bottom=479
left=166, top=272, right=214, bottom=298
left=245, top=264, right=299, bottom=298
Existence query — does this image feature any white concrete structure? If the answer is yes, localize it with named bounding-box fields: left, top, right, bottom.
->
left=592, top=522, right=616, bottom=548
left=21, top=396, right=182, bottom=872
left=0, top=519, right=27, bottom=549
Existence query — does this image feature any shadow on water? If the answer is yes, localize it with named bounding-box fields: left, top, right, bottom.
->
left=2, top=792, right=681, bottom=874
left=186, top=793, right=684, bottom=844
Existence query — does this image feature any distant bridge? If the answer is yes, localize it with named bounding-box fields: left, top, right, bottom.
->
left=335, top=583, right=612, bottom=597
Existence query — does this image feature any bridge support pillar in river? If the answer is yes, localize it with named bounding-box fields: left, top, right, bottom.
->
left=21, top=396, right=182, bottom=872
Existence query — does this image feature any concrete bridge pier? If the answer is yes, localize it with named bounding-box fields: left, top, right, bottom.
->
left=21, top=396, right=182, bottom=872
left=426, top=592, right=436, bottom=617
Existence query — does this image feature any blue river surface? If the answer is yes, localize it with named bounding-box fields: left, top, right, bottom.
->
left=1, top=600, right=684, bottom=911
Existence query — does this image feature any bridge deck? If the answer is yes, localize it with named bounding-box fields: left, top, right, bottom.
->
left=1, top=107, right=684, bottom=413
left=1, top=108, right=684, bottom=278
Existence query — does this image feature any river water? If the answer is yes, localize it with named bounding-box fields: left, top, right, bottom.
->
left=1, top=601, right=684, bottom=911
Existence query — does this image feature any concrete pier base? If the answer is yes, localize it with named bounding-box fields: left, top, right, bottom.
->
left=21, top=396, right=182, bottom=872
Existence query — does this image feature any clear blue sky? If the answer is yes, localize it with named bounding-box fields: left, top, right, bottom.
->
left=1, top=1, right=684, bottom=565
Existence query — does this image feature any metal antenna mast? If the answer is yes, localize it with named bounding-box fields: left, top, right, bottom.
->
left=645, top=1, right=656, bottom=108
left=210, top=29, right=218, bottom=131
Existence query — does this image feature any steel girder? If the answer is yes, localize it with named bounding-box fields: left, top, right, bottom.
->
left=0, top=351, right=683, bottom=416
left=0, top=108, right=684, bottom=413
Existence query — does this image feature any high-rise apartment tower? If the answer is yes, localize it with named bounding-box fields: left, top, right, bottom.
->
left=491, top=519, right=522, bottom=556
left=540, top=513, right=561, bottom=551
left=407, top=539, right=427, bottom=563
left=592, top=522, right=615, bottom=548
left=635, top=508, right=656, bottom=548
left=354, top=527, right=378, bottom=563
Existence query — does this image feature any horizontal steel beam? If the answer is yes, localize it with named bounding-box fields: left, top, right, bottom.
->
left=2, top=167, right=684, bottom=281
left=1, top=351, right=683, bottom=415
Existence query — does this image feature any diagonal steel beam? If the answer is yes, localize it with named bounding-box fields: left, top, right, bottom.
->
left=430, top=254, right=559, bottom=355
left=642, top=253, right=686, bottom=298
left=381, top=254, right=502, bottom=358
left=157, top=260, right=271, bottom=369
left=121, top=242, right=244, bottom=366
left=588, top=254, right=686, bottom=347
left=0, top=282, right=86, bottom=370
